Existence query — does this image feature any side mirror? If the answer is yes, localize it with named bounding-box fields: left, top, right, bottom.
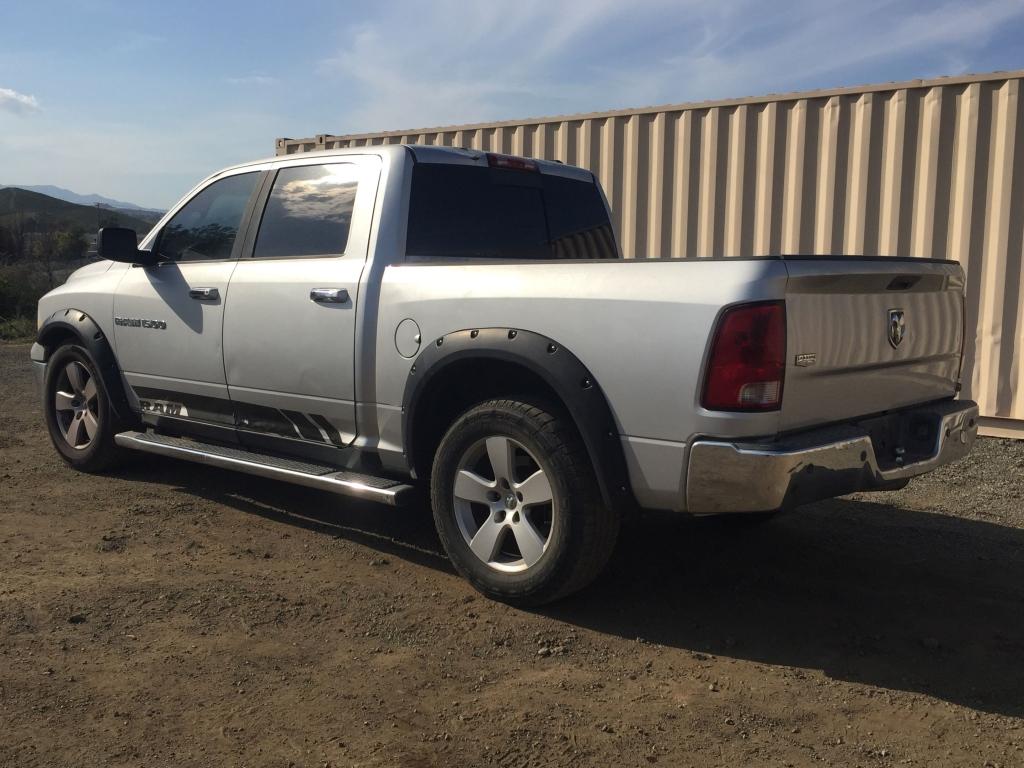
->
left=97, top=227, right=158, bottom=266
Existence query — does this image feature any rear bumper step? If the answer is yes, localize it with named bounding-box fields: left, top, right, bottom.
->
left=114, top=431, right=415, bottom=506
left=685, top=399, right=978, bottom=514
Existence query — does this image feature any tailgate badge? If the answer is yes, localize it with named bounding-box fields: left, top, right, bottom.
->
left=795, top=353, right=817, bottom=367
left=888, top=309, right=906, bottom=348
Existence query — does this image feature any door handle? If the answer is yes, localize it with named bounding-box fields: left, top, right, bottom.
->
left=188, top=287, right=219, bottom=301
left=310, top=287, right=349, bottom=304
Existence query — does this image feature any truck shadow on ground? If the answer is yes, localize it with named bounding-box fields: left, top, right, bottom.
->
left=559, top=501, right=1024, bottom=719
left=123, top=460, right=1024, bottom=718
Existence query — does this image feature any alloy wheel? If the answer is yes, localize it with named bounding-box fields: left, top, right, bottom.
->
left=452, top=435, right=556, bottom=573
left=53, top=361, right=99, bottom=450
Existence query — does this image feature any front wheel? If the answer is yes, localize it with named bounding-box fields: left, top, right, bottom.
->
left=430, top=399, right=619, bottom=606
left=43, top=343, right=126, bottom=473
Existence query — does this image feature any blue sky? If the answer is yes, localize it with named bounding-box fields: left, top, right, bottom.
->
left=1, top=0, right=1022, bottom=209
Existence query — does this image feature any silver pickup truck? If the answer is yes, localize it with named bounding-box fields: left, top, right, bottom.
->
left=32, top=145, right=978, bottom=605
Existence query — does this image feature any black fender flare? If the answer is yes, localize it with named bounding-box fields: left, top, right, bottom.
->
left=37, top=308, right=135, bottom=423
left=402, top=327, right=636, bottom=513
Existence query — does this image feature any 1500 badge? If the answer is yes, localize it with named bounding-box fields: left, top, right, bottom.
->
left=115, top=317, right=167, bottom=329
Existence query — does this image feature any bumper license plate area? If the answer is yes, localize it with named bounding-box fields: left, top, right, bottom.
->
left=858, top=411, right=939, bottom=471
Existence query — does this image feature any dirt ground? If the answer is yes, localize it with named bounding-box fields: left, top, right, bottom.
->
left=2, top=341, right=1023, bottom=768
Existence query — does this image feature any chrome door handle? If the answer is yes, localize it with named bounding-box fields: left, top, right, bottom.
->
left=189, top=287, right=219, bottom=300
left=310, top=287, right=349, bottom=304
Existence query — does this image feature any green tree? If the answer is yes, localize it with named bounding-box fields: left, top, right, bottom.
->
left=32, top=230, right=59, bottom=289
left=0, top=263, right=47, bottom=319
left=55, top=229, right=88, bottom=263
left=0, top=224, right=12, bottom=264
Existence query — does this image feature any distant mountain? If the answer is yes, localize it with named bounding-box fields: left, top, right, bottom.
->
left=0, top=183, right=162, bottom=214
left=93, top=204, right=164, bottom=227
left=0, top=187, right=157, bottom=234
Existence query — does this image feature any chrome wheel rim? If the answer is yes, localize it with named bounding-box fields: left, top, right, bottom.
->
left=54, top=361, right=99, bottom=450
left=453, top=435, right=556, bottom=573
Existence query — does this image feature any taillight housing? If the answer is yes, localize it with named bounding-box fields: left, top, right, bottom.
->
left=701, top=301, right=786, bottom=411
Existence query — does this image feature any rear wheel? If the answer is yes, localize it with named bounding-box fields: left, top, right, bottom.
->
left=43, top=344, right=126, bottom=473
left=430, top=399, right=619, bottom=606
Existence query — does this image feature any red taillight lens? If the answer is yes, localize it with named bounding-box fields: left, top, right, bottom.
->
left=486, top=152, right=539, bottom=172
left=701, top=301, right=786, bottom=411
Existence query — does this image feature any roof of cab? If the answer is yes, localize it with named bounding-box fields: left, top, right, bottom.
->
left=208, top=144, right=591, bottom=182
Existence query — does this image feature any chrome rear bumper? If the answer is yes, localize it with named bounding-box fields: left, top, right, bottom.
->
left=685, top=399, right=978, bottom=514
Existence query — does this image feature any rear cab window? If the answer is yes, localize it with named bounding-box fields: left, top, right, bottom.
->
left=253, top=163, right=360, bottom=259
left=406, top=161, right=618, bottom=260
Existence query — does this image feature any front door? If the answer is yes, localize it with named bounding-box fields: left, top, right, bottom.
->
left=223, top=158, right=380, bottom=451
left=113, top=170, right=262, bottom=429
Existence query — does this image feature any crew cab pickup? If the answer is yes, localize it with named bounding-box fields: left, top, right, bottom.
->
left=32, top=145, right=978, bottom=605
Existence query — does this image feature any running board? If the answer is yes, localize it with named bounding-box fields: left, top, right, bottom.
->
left=114, top=431, right=415, bottom=506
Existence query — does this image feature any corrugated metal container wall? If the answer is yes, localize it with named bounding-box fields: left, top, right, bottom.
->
left=277, top=71, right=1024, bottom=438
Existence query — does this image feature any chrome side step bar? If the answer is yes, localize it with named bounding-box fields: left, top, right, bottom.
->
left=114, top=430, right=415, bottom=506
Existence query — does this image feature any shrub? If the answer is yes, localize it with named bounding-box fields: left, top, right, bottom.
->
left=0, top=315, right=35, bottom=341
left=0, top=263, right=48, bottom=320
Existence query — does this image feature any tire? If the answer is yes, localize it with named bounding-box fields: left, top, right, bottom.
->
left=430, top=398, right=619, bottom=607
left=43, top=343, right=127, bottom=473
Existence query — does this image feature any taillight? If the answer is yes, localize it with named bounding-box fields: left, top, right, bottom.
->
left=486, top=152, right=539, bottom=172
left=701, top=301, right=786, bottom=411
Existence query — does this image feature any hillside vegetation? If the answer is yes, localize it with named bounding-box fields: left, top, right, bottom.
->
left=0, top=182, right=162, bottom=213
left=0, top=188, right=161, bottom=340
left=0, top=187, right=157, bottom=233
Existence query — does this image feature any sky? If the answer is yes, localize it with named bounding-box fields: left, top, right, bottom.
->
left=1, top=0, right=1022, bottom=210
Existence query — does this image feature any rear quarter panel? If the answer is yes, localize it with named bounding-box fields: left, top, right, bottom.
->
left=371, top=259, right=790, bottom=444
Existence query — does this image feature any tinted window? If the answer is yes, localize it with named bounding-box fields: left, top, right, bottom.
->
left=157, top=172, right=258, bottom=261
left=406, top=164, right=617, bottom=260
left=254, top=164, right=359, bottom=258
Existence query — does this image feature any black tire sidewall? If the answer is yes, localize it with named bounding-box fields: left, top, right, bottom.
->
left=430, top=401, right=594, bottom=603
left=43, top=344, right=118, bottom=471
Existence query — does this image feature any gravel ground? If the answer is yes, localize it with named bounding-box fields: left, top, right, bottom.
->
left=1, top=341, right=1023, bottom=767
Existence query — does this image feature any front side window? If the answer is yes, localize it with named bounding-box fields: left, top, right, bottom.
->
left=406, top=164, right=617, bottom=260
left=157, top=172, right=259, bottom=261
left=253, top=164, right=360, bottom=258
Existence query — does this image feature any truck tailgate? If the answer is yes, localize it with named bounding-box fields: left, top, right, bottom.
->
left=781, top=258, right=965, bottom=432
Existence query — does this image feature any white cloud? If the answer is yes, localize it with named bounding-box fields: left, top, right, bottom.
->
left=317, top=0, right=676, bottom=132
left=314, top=0, right=1024, bottom=135
left=225, top=75, right=278, bottom=86
left=0, top=87, right=40, bottom=114
left=632, top=0, right=1024, bottom=103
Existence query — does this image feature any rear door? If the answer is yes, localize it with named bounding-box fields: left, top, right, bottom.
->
left=781, top=258, right=965, bottom=431
left=113, top=170, right=262, bottom=428
left=222, top=157, right=381, bottom=451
